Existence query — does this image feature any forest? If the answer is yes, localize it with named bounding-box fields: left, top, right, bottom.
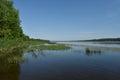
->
left=0, top=0, right=29, bottom=40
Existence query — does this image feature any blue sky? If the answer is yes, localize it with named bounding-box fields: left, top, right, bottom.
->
left=14, top=0, right=120, bottom=40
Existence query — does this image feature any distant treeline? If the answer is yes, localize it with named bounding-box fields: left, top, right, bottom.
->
left=30, top=38, right=50, bottom=43
left=59, top=38, right=120, bottom=42
left=76, top=38, right=120, bottom=42
left=83, top=38, right=120, bottom=42
left=0, top=0, right=29, bottom=40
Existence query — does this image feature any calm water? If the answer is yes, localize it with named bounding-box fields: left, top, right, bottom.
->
left=0, top=42, right=120, bottom=80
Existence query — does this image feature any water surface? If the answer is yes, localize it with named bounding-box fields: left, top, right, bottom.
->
left=0, top=42, right=120, bottom=80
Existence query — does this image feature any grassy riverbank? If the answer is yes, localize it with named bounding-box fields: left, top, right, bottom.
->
left=0, top=39, right=70, bottom=54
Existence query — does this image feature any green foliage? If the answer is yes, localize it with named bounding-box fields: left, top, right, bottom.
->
left=0, top=38, right=70, bottom=54
left=0, top=0, right=28, bottom=39
left=31, top=44, right=71, bottom=50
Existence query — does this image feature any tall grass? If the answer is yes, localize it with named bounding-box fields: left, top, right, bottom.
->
left=0, top=39, right=19, bottom=48
left=0, top=39, right=70, bottom=64
left=0, top=39, right=70, bottom=54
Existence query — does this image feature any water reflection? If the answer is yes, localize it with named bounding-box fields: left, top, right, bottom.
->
left=73, top=50, right=81, bottom=53
left=0, top=47, right=45, bottom=80
left=0, top=63, right=20, bottom=80
left=1, top=43, right=120, bottom=80
left=30, top=50, right=46, bottom=59
left=85, top=48, right=101, bottom=56
left=0, top=48, right=23, bottom=80
left=38, top=49, right=46, bottom=56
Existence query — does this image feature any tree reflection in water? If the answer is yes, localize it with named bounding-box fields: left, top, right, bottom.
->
left=0, top=48, right=23, bottom=80
left=0, top=63, right=20, bottom=80
left=0, top=47, right=45, bottom=80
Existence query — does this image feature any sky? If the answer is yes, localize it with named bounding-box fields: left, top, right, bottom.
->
left=14, top=0, right=120, bottom=40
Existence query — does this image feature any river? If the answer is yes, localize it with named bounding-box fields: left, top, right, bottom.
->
left=0, top=42, right=120, bottom=80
